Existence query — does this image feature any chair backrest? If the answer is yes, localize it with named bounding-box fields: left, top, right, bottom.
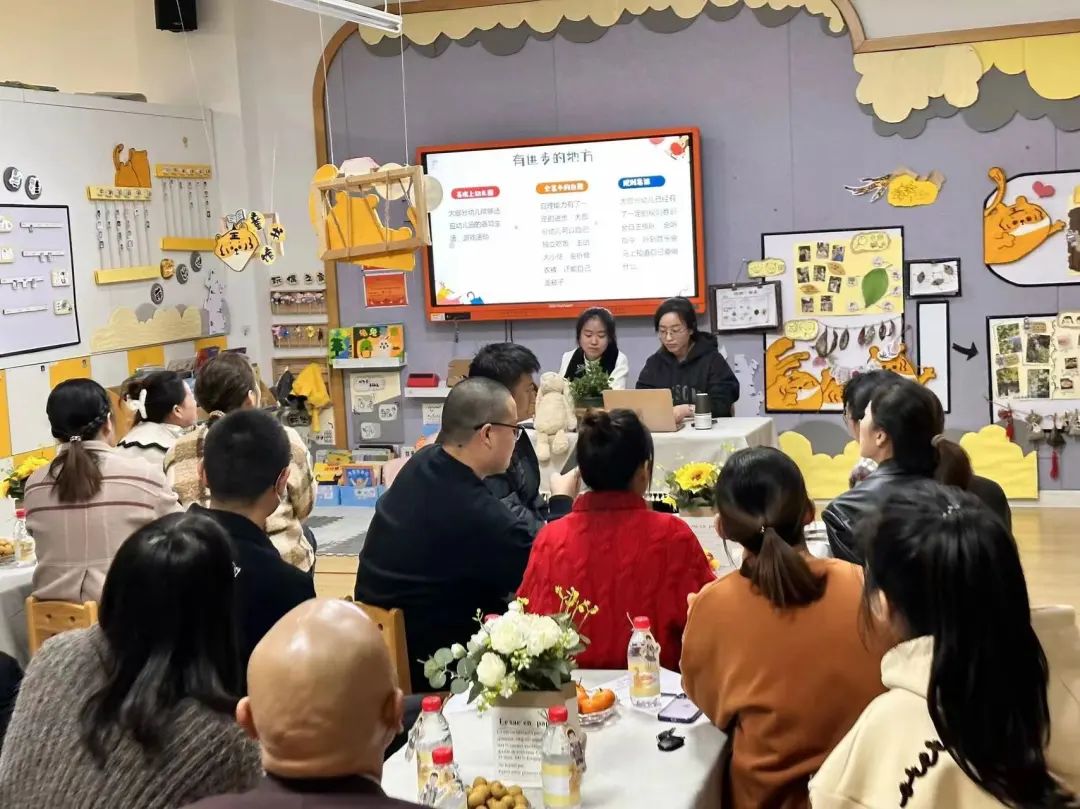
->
left=25, top=597, right=99, bottom=656
left=347, top=597, right=412, bottom=695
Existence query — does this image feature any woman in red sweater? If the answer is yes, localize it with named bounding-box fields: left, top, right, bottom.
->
left=518, top=409, right=715, bottom=671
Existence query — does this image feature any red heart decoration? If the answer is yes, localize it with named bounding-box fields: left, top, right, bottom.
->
left=1033, top=181, right=1055, bottom=198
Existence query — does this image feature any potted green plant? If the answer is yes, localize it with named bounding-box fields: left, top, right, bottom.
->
left=568, top=359, right=611, bottom=411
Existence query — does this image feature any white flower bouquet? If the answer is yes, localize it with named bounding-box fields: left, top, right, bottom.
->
left=424, top=587, right=598, bottom=711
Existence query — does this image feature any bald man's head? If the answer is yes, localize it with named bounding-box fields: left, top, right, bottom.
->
left=238, top=599, right=404, bottom=779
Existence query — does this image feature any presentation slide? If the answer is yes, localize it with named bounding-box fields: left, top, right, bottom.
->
left=422, top=132, right=700, bottom=312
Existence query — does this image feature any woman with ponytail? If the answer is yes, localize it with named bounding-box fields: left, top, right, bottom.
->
left=23, top=379, right=180, bottom=603
left=517, top=409, right=715, bottom=670
left=164, top=352, right=316, bottom=573
left=811, top=482, right=1079, bottom=808
left=116, top=370, right=198, bottom=469
left=682, top=447, right=887, bottom=809
left=823, top=377, right=1008, bottom=564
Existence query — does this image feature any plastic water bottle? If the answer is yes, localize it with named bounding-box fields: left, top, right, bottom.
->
left=411, top=695, right=453, bottom=800
left=627, top=616, right=662, bottom=709
left=420, top=746, right=467, bottom=809
left=13, top=509, right=34, bottom=567
left=542, top=706, right=582, bottom=809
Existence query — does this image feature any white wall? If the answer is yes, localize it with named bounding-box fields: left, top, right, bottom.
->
left=0, top=0, right=332, bottom=374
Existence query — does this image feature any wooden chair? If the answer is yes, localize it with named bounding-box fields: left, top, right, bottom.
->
left=25, top=597, right=99, bottom=656
left=346, top=597, right=412, bottom=695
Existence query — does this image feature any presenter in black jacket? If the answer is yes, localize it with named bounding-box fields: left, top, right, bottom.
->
left=636, top=297, right=740, bottom=419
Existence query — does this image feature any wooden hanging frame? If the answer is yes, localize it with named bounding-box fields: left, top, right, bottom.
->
left=311, top=165, right=431, bottom=263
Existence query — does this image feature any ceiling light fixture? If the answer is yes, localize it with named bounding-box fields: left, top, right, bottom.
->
left=268, top=0, right=403, bottom=35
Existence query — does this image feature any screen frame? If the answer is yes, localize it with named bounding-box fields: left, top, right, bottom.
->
left=417, top=127, right=707, bottom=322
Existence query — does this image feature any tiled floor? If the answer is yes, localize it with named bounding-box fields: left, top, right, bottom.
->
left=308, top=507, right=374, bottom=557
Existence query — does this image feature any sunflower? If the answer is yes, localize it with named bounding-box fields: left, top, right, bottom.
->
left=673, top=462, right=719, bottom=494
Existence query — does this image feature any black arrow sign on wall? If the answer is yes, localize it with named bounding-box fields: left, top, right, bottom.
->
left=952, top=341, right=978, bottom=361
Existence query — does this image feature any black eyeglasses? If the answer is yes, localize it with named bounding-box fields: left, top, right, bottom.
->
left=474, top=422, right=523, bottom=440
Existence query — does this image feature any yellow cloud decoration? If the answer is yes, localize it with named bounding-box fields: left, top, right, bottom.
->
left=853, top=33, right=1080, bottom=124
left=359, top=0, right=845, bottom=46
left=778, top=432, right=861, bottom=501
left=853, top=45, right=983, bottom=124
left=959, top=425, right=1038, bottom=500
left=90, top=306, right=205, bottom=352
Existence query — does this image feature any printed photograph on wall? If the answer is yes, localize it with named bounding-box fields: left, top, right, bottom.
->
left=761, top=226, right=941, bottom=413
left=986, top=313, right=1080, bottom=419
left=906, top=257, right=960, bottom=298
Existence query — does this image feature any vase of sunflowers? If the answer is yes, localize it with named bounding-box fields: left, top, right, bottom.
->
left=662, top=461, right=720, bottom=516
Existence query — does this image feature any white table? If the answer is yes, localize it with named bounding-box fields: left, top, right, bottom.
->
left=0, top=564, right=33, bottom=667
left=531, top=417, right=776, bottom=492
left=383, top=670, right=726, bottom=809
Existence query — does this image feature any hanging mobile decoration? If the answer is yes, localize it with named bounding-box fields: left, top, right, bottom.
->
left=155, top=163, right=216, bottom=251
left=1026, top=411, right=1045, bottom=446
left=839, top=328, right=850, bottom=351
left=998, top=407, right=1015, bottom=441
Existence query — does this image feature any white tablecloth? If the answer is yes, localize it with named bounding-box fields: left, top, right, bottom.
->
left=531, top=417, right=776, bottom=492
left=0, top=564, right=33, bottom=667
left=383, top=670, right=725, bottom=809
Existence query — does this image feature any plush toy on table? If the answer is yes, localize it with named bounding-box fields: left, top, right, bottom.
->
left=533, top=371, right=576, bottom=462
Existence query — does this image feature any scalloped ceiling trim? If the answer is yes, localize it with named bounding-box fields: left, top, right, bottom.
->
left=854, top=32, right=1080, bottom=123
left=357, top=0, right=845, bottom=45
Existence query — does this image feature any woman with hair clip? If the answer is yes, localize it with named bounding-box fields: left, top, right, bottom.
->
left=682, top=447, right=887, bottom=809
left=517, top=409, right=715, bottom=671
left=165, top=352, right=316, bottom=572
left=0, top=512, right=262, bottom=807
left=23, top=379, right=180, bottom=604
left=811, top=483, right=1079, bottom=808
left=117, top=370, right=198, bottom=469
left=822, top=378, right=1007, bottom=564
left=558, top=307, right=630, bottom=390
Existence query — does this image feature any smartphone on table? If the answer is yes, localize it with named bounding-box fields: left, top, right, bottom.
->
left=657, top=694, right=703, bottom=724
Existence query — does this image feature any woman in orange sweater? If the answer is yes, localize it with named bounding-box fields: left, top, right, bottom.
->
left=681, top=447, right=887, bottom=809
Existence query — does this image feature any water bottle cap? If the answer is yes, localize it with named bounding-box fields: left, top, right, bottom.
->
left=432, top=746, right=454, bottom=765
left=633, top=616, right=651, bottom=630
left=421, top=695, right=443, bottom=713
left=14, top=509, right=26, bottom=519
left=547, top=705, right=569, bottom=723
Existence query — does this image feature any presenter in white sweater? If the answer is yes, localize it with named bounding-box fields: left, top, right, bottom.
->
left=558, top=307, right=629, bottom=390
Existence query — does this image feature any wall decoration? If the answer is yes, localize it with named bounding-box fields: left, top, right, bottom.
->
left=113, top=144, right=151, bottom=188
left=150, top=283, right=164, bottom=305
left=747, top=258, right=785, bottom=278
left=906, top=257, right=961, bottom=298
left=986, top=312, right=1080, bottom=420
left=24, top=176, right=42, bottom=200
left=959, top=425, right=1038, bottom=500
left=762, top=226, right=911, bottom=412
left=271, top=290, right=327, bottom=315
left=983, top=167, right=1078, bottom=285
left=272, top=323, right=327, bottom=350
left=0, top=204, right=80, bottom=359
left=86, top=185, right=153, bottom=282
left=916, top=301, right=951, bottom=412
left=214, top=213, right=260, bottom=272
left=363, top=271, right=409, bottom=308
left=3, top=168, right=23, bottom=193
left=730, top=353, right=763, bottom=417
left=349, top=370, right=404, bottom=445
left=176, top=264, right=189, bottom=284
left=710, top=281, right=781, bottom=333
left=308, top=163, right=431, bottom=270
left=778, top=431, right=861, bottom=501
left=159, top=258, right=175, bottom=280
left=157, top=163, right=215, bottom=252
left=844, top=167, right=944, bottom=207
left=90, top=306, right=205, bottom=352
left=203, top=263, right=228, bottom=335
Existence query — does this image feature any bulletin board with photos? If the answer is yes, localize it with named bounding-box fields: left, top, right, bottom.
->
left=762, top=226, right=908, bottom=413
left=986, top=313, right=1080, bottom=419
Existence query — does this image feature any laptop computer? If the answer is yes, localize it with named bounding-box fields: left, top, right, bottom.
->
left=602, top=389, right=680, bottom=433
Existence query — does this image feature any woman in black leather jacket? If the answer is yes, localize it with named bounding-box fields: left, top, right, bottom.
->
left=823, top=378, right=1004, bottom=563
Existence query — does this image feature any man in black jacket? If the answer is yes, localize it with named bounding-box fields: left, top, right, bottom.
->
left=469, top=342, right=578, bottom=536
left=636, top=297, right=740, bottom=418
left=355, top=377, right=574, bottom=691
left=193, top=409, right=316, bottom=676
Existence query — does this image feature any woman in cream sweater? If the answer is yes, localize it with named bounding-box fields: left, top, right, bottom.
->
left=811, top=482, right=1079, bottom=809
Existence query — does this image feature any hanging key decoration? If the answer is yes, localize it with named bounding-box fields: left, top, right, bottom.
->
left=155, top=163, right=215, bottom=252
left=86, top=185, right=157, bottom=285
